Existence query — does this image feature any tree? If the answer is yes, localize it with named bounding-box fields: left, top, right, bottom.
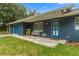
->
left=0, top=4, right=28, bottom=23
left=0, top=3, right=30, bottom=30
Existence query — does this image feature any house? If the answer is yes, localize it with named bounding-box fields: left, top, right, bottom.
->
left=7, top=5, right=79, bottom=42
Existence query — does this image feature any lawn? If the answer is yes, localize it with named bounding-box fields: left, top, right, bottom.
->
left=0, top=31, right=7, bottom=35
left=0, top=36, right=79, bottom=56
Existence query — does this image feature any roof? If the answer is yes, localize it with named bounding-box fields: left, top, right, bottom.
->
left=63, top=9, right=79, bottom=16
left=8, top=10, right=63, bottom=25
left=7, top=5, right=79, bottom=25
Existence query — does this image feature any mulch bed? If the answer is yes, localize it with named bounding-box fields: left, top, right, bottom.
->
left=65, top=42, right=79, bottom=46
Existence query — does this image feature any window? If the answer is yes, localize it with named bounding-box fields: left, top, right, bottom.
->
left=34, top=22, right=43, bottom=30
left=75, top=17, right=79, bottom=30
left=53, top=21, right=59, bottom=29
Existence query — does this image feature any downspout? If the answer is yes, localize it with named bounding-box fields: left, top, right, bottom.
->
left=51, top=20, right=52, bottom=38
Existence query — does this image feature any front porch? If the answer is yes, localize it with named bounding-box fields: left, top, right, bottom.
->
left=23, top=19, right=61, bottom=39
left=11, top=34, right=66, bottom=47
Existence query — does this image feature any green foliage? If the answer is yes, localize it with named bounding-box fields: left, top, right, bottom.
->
left=0, top=3, right=36, bottom=31
left=0, top=3, right=28, bottom=23
left=0, top=31, right=7, bottom=34
left=0, top=36, right=79, bottom=56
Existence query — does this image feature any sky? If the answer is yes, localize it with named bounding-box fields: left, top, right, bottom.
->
left=22, top=3, right=79, bottom=13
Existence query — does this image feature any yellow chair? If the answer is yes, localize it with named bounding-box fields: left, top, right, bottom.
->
left=26, top=29, right=31, bottom=36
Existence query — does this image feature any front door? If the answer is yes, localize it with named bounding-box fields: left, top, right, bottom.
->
left=52, top=20, right=59, bottom=38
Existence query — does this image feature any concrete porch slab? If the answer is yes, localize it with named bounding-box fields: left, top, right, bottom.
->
left=11, top=34, right=66, bottom=47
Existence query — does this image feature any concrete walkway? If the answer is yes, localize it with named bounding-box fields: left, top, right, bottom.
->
left=0, top=34, right=66, bottom=47
left=0, top=34, right=10, bottom=37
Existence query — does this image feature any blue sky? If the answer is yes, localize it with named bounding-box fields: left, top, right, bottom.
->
left=22, top=3, right=79, bottom=13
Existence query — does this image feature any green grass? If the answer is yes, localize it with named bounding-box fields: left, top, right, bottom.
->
left=0, top=36, right=79, bottom=56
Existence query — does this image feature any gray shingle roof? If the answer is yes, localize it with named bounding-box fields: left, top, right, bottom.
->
left=7, top=10, right=63, bottom=25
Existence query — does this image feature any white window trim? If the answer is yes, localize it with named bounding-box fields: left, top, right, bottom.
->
left=33, top=22, right=43, bottom=36
left=75, top=17, right=79, bottom=30
left=34, top=22, right=43, bottom=32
